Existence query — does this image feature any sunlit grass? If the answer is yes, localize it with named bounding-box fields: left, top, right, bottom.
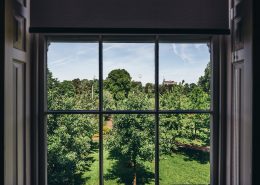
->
left=84, top=148, right=210, bottom=185
left=159, top=153, right=210, bottom=185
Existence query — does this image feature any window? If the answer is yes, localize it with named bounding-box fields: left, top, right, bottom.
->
left=45, top=35, right=215, bottom=185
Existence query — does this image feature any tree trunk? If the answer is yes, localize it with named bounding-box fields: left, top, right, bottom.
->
left=133, top=172, right=136, bottom=185
left=133, top=163, right=137, bottom=185
left=194, top=122, right=197, bottom=139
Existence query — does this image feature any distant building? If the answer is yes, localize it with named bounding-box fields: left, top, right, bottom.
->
left=162, top=79, right=177, bottom=86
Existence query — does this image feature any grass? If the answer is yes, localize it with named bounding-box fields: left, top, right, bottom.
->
left=84, top=147, right=210, bottom=185
left=159, top=153, right=210, bottom=185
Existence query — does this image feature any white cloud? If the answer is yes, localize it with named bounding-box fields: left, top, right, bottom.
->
left=172, top=44, right=209, bottom=64
left=47, top=43, right=210, bottom=84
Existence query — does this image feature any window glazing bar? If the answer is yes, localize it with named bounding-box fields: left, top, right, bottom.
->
left=98, top=36, right=104, bottom=185
left=46, top=110, right=212, bottom=115
left=155, top=36, right=160, bottom=185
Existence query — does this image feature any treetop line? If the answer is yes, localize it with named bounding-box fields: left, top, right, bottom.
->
left=47, top=63, right=212, bottom=112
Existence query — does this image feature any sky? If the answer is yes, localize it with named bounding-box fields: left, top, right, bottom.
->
left=47, top=42, right=210, bottom=85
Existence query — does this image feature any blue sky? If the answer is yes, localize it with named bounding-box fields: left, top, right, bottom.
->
left=48, top=42, right=210, bottom=85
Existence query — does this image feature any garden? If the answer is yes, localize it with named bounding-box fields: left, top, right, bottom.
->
left=47, top=64, right=211, bottom=185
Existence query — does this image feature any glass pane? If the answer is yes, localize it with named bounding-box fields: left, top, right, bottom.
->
left=47, top=114, right=99, bottom=185
left=47, top=42, right=99, bottom=110
left=159, top=43, right=211, bottom=110
left=103, top=43, right=155, bottom=110
left=103, top=114, right=155, bottom=184
left=159, top=114, right=210, bottom=185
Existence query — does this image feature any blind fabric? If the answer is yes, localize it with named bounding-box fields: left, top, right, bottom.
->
left=30, top=0, right=229, bottom=33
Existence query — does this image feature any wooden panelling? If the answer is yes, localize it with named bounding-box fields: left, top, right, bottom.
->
left=231, top=61, right=244, bottom=185
left=231, top=0, right=245, bottom=52
left=4, top=0, right=31, bottom=184
left=13, top=61, right=26, bottom=185
left=16, top=0, right=25, bottom=7
left=252, top=0, right=260, bottom=184
left=227, top=0, right=253, bottom=183
left=5, top=60, right=26, bottom=185
left=233, top=17, right=244, bottom=51
left=13, top=16, right=26, bottom=51
left=0, top=0, right=5, bottom=183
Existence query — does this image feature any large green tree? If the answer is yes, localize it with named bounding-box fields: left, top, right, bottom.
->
left=106, top=92, right=154, bottom=184
left=105, top=69, right=132, bottom=101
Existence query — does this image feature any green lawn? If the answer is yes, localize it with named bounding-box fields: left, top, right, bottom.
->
left=159, top=154, right=210, bottom=185
left=84, top=148, right=210, bottom=185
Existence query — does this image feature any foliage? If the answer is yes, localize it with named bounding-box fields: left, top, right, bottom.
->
left=47, top=70, right=98, bottom=185
left=198, top=62, right=211, bottom=93
left=48, top=114, right=97, bottom=185
left=105, top=69, right=132, bottom=101
left=103, top=90, right=116, bottom=111
left=159, top=80, right=210, bottom=154
left=144, top=83, right=154, bottom=98
left=47, top=62, right=211, bottom=184
left=131, top=81, right=143, bottom=93
left=106, top=93, right=155, bottom=183
left=160, top=84, right=192, bottom=110
left=103, top=125, right=111, bottom=135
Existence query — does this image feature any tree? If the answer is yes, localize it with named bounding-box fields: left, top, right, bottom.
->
left=72, top=78, right=81, bottom=94
left=103, top=90, right=116, bottom=120
left=75, top=79, right=99, bottom=110
left=188, top=86, right=210, bottom=146
left=160, top=81, right=211, bottom=148
left=144, top=83, right=154, bottom=98
left=47, top=70, right=98, bottom=185
left=106, top=93, right=154, bottom=185
left=131, top=81, right=143, bottom=93
left=198, top=62, right=211, bottom=93
left=48, top=114, right=98, bottom=185
left=160, top=84, right=191, bottom=110
left=160, top=83, right=192, bottom=154
left=105, top=69, right=132, bottom=101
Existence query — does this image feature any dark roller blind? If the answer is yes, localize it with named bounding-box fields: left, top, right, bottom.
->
left=30, top=0, right=229, bottom=34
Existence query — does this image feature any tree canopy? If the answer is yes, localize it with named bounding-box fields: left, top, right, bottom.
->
left=198, top=62, right=211, bottom=93
left=106, top=92, right=154, bottom=184
left=105, top=69, right=132, bottom=101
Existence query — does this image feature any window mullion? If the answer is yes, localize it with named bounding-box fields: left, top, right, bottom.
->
left=46, top=109, right=212, bottom=115
left=155, top=36, right=160, bottom=185
left=98, top=35, right=104, bottom=185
